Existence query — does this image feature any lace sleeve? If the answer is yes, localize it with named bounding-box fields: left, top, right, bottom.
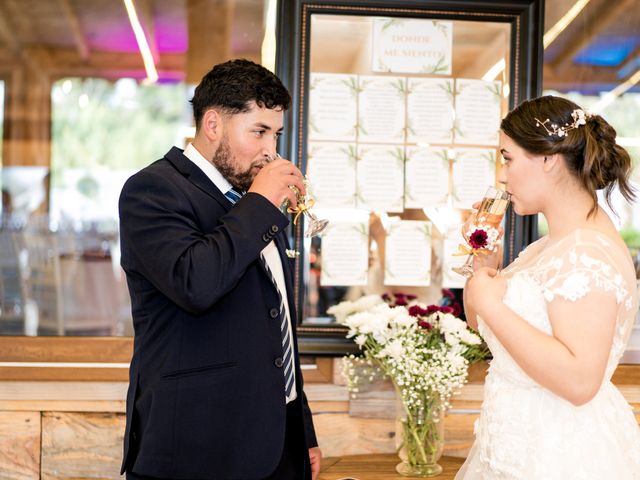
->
left=535, top=237, right=632, bottom=310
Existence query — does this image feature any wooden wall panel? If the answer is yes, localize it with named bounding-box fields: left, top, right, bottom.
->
left=41, top=412, right=125, bottom=480
left=0, top=411, right=40, bottom=480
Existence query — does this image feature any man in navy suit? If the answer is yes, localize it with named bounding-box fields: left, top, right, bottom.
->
left=119, top=59, right=322, bottom=479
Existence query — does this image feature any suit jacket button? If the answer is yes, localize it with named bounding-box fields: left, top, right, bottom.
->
left=262, top=234, right=270, bottom=242
left=274, top=357, right=284, bottom=368
left=270, top=225, right=279, bottom=233
left=269, top=308, right=279, bottom=318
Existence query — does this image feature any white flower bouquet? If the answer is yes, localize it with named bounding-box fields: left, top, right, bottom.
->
left=330, top=291, right=489, bottom=475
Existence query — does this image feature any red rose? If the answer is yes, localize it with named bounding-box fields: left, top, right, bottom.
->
left=439, top=306, right=454, bottom=314
left=469, top=229, right=488, bottom=249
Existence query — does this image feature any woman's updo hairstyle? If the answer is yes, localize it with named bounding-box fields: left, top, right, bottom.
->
left=500, top=95, right=635, bottom=217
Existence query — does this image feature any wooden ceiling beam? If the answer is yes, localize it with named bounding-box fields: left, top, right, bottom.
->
left=543, top=63, right=619, bottom=90
left=186, top=0, right=234, bottom=83
left=18, top=47, right=185, bottom=79
left=617, top=43, right=640, bottom=77
left=0, top=2, right=20, bottom=55
left=58, top=0, right=90, bottom=61
left=551, top=0, right=636, bottom=70
left=457, top=34, right=508, bottom=79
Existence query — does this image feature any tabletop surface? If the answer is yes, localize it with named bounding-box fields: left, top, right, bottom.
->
left=319, top=453, right=465, bottom=480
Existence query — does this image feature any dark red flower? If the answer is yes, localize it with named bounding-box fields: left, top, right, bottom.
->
left=469, top=229, right=488, bottom=249
left=395, top=297, right=408, bottom=306
left=439, top=306, right=454, bottom=314
left=406, top=294, right=417, bottom=300
left=417, top=320, right=433, bottom=330
left=393, top=292, right=407, bottom=299
left=426, top=305, right=440, bottom=314
left=441, top=288, right=455, bottom=299
left=408, top=305, right=429, bottom=317
left=451, top=303, right=462, bottom=317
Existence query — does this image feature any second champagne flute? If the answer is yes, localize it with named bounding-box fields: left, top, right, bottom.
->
left=266, top=153, right=329, bottom=238
left=451, top=186, right=510, bottom=277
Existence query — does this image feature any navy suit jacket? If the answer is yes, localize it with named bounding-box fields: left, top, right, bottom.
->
left=118, top=147, right=317, bottom=479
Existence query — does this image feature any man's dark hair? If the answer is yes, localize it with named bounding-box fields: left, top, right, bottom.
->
left=190, top=58, right=291, bottom=130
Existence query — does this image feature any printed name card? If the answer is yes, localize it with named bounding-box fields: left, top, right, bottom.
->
left=307, top=142, right=357, bottom=208
left=372, top=18, right=453, bottom=75
left=358, top=75, right=406, bottom=144
left=320, top=221, right=369, bottom=286
left=451, top=148, right=496, bottom=209
left=384, top=220, right=432, bottom=286
left=404, top=147, right=450, bottom=208
left=356, top=145, right=405, bottom=212
left=308, top=73, right=358, bottom=142
left=406, top=78, right=455, bottom=144
left=454, top=79, right=502, bottom=146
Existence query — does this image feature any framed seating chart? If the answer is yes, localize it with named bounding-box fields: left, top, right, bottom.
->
left=275, top=0, right=543, bottom=354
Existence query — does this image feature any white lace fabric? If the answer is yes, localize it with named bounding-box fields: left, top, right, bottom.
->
left=456, top=229, right=640, bottom=479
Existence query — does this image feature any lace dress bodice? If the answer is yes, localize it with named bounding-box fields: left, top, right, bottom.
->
left=456, top=229, right=640, bottom=479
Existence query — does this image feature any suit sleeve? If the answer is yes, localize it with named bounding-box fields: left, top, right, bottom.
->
left=119, top=169, right=289, bottom=313
left=301, top=390, right=318, bottom=448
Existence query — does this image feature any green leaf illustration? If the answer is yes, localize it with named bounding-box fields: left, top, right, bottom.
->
left=485, top=83, right=502, bottom=103
left=381, top=18, right=403, bottom=32
left=423, top=55, right=449, bottom=75
left=482, top=150, right=496, bottom=166
left=438, top=80, right=455, bottom=101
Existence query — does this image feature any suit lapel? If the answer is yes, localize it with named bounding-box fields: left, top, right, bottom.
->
left=164, top=147, right=231, bottom=211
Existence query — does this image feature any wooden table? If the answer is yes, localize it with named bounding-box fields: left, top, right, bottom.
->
left=319, top=454, right=464, bottom=480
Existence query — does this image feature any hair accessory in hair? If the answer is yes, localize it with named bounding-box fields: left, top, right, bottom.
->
left=535, top=108, right=592, bottom=138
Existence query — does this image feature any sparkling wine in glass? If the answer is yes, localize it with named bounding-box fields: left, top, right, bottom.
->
left=267, top=153, right=329, bottom=238
left=451, top=186, right=510, bottom=278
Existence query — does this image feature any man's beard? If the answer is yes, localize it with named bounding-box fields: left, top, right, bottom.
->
left=211, top=137, right=258, bottom=192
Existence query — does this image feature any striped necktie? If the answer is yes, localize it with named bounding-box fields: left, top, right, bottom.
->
left=224, top=187, right=295, bottom=398
left=260, top=252, right=295, bottom=398
left=224, top=188, right=243, bottom=204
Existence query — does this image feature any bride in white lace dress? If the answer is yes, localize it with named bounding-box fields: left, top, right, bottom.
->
left=456, top=95, right=640, bottom=479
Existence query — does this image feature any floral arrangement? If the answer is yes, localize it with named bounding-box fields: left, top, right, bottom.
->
left=329, top=290, right=489, bottom=473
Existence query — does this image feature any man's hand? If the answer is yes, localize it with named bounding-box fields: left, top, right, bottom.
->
left=248, top=158, right=306, bottom=209
left=309, top=446, right=322, bottom=480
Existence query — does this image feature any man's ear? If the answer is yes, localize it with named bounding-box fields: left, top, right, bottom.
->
left=201, top=109, right=223, bottom=141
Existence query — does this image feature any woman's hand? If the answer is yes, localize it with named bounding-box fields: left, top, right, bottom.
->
left=465, top=267, right=507, bottom=318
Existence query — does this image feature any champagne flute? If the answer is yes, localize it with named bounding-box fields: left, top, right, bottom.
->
left=451, top=186, right=510, bottom=278
left=266, top=153, right=329, bottom=238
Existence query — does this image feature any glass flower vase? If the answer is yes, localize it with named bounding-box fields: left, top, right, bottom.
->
left=395, top=390, right=445, bottom=477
